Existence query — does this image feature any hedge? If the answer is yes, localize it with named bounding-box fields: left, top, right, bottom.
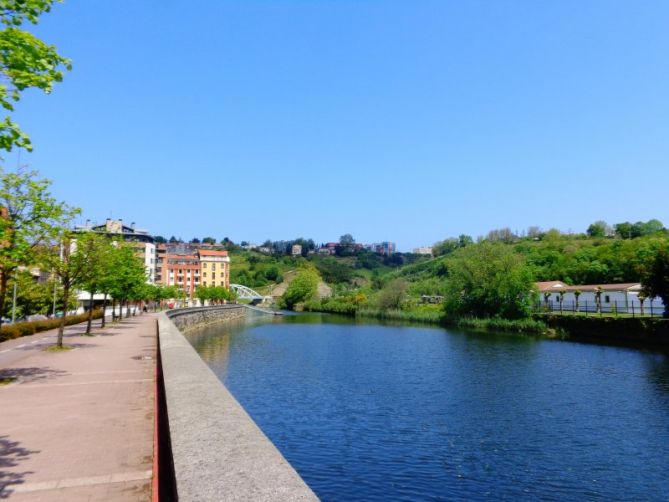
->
left=0, top=310, right=104, bottom=342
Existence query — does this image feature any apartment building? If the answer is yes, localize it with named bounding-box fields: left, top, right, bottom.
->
left=199, top=249, right=230, bottom=288
left=157, top=244, right=230, bottom=299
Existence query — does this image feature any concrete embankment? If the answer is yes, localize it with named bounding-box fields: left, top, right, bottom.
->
left=158, top=305, right=318, bottom=501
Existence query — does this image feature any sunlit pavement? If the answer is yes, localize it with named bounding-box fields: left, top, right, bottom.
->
left=0, top=314, right=156, bottom=501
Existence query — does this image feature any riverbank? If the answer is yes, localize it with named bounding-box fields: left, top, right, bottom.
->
left=536, top=313, right=669, bottom=347
left=304, top=303, right=549, bottom=335
left=304, top=303, right=669, bottom=347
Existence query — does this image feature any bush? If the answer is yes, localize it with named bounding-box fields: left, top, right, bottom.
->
left=279, top=267, right=320, bottom=310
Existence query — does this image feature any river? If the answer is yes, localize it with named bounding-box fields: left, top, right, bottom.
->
left=185, top=312, right=669, bottom=501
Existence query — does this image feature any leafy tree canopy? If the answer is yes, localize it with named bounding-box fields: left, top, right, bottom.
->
left=443, top=242, right=535, bottom=319
left=0, top=0, right=71, bottom=152
left=643, top=247, right=669, bottom=318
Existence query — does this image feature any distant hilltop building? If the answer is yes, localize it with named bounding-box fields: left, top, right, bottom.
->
left=413, top=246, right=433, bottom=256
left=75, top=218, right=156, bottom=284
left=291, top=244, right=303, bottom=256
left=317, top=241, right=396, bottom=255
left=369, top=241, right=396, bottom=256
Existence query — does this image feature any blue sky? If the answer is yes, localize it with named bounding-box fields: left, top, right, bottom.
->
left=10, top=0, right=669, bottom=250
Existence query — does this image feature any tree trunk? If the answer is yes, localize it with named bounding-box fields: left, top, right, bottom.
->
left=101, top=293, right=108, bottom=328
left=57, top=283, right=70, bottom=348
left=126, top=301, right=130, bottom=318
left=0, top=271, right=9, bottom=331
left=86, top=290, right=94, bottom=334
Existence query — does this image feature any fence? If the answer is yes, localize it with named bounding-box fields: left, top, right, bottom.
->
left=538, top=300, right=664, bottom=318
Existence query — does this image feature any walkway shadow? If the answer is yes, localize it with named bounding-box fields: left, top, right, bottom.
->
left=0, top=367, right=68, bottom=384
left=0, top=435, right=37, bottom=498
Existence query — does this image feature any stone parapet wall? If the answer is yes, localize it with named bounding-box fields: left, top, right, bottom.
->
left=166, top=304, right=246, bottom=332
left=157, top=308, right=317, bottom=501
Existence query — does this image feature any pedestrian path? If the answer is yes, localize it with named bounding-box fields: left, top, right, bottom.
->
left=0, top=314, right=156, bottom=501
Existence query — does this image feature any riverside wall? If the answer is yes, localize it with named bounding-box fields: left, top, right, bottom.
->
left=539, top=314, right=669, bottom=347
left=158, top=306, right=318, bottom=501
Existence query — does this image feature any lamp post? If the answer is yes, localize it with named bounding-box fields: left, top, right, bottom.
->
left=11, top=271, right=17, bottom=322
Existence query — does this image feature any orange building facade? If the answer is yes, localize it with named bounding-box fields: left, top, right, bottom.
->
left=157, top=245, right=230, bottom=300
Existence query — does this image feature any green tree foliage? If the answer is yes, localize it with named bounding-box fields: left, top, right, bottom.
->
left=614, top=219, right=665, bottom=239
left=2, top=270, right=64, bottom=319
left=280, top=267, right=320, bottom=310
left=42, top=231, right=100, bottom=347
left=586, top=220, right=611, bottom=238
left=76, top=233, right=114, bottom=333
left=0, top=169, right=78, bottom=328
left=443, top=242, right=535, bottom=319
left=202, top=236, right=216, bottom=245
left=433, top=235, right=473, bottom=257
left=339, top=234, right=355, bottom=246
left=516, top=232, right=667, bottom=284
left=642, top=247, right=669, bottom=318
left=0, top=0, right=71, bottom=151
left=107, top=244, right=146, bottom=318
left=377, top=278, right=408, bottom=310
left=314, top=257, right=353, bottom=284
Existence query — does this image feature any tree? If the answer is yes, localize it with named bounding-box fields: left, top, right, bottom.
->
left=0, top=1, right=71, bottom=152
left=42, top=231, right=98, bottom=347
left=443, top=242, right=536, bottom=319
left=587, top=221, right=610, bottom=238
left=574, top=289, right=582, bottom=312
left=594, top=286, right=603, bottom=314
left=190, top=237, right=200, bottom=244
left=107, top=244, right=146, bottom=319
left=196, top=285, right=210, bottom=306
left=642, top=247, right=669, bottom=318
left=339, top=234, right=355, bottom=246
left=153, top=235, right=166, bottom=244
left=76, top=233, right=114, bottom=334
left=168, top=236, right=177, bottom=243
left=487, top=228, right=516, bottom=243
left=377, top=278, right=408, bottom=310
left=202, top=236, right=216, bottom=245
left=0, top=169, right=78, bottom=329
left=279, top=267, right=320, bottom=310
left=2, top=270, right=63, bottom=319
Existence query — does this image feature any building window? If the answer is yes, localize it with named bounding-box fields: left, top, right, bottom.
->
left=203, top=272, right=207, bottom=278
left=212, top=272, right=216, bottom=279
left=605, top=295, right=610, bottom=303
left=203, top=263, right=207, bottom=268
left=212, top=263, right=216, bottom=270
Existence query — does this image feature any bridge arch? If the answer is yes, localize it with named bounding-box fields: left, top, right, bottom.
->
left=230, top=284, right=272, bottom=304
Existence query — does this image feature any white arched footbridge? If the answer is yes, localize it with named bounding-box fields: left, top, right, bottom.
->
left=230, top=284, right=272, bottom=304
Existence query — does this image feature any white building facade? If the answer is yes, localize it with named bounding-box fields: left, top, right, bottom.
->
left=536, top=281, right=665, bottom=315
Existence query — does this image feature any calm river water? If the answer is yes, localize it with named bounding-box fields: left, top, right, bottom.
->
left=185, top=313, right=669, bottom=501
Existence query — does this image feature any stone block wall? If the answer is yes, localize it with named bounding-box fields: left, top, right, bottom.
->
left=166, top=305, right=246, bottom=332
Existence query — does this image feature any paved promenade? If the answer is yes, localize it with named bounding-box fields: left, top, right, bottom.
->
left=0, top=314, right=156, bottom=501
